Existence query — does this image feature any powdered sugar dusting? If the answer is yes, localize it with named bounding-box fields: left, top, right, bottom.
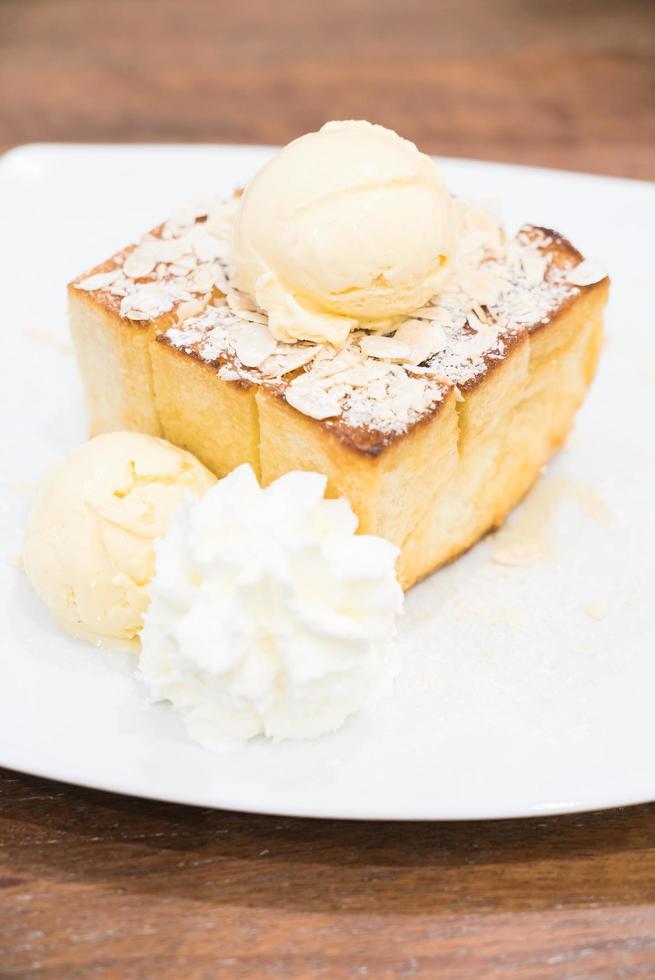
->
left=74, top=192, right=606, bottom=442
left=73, top=196, right=238, bottom=323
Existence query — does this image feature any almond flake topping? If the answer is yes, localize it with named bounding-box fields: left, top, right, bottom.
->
left=235, top=323, right=277, bottom=368
left=76, top=270, right=120, bottom=291
left=120, top=285, right=176, bottom=321
left=76, top=197, right=238, bottom=327
left=456, top=267, right=505, bottom=305
left=521, top=253, right=547, bottom=287
left=176, top=298, right=205, bottom=323
left=260, top=344, right=322, bottom=378
left=150, top=199, right=599, bottom=438
left=566, top=259, right=608, bottom=287
left=123, top=251, right=157, bottom=279
left=394, top=320, right=448, bottom=363
left=286, top=380, right=342, bottom=420
left=359, top=335, right=413, bottom=361
left=192, top=230, right=226, bottom=263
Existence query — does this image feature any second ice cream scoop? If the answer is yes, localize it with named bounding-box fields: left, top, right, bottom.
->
left=23, top=432, right=215, bottom=645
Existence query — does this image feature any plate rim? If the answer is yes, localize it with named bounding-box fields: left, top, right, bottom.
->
left=1, top=141, right=653, bottom=821
left=2, top=140, right=654, bottom=191
left=2, top=754, right=653, bottom=821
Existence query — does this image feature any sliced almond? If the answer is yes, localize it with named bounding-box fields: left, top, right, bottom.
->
left=235, top=323, right=277, bottom=367
left=218, top=365, right=240, bottom=382
left=286, top=381, right=342, bottom=420
left=168, top=203, right=208, bottom=229
left=233, top=308, right=269, bottom=325
left=413, top=304, right=463, bottom=329
left=175, top=253, right=198, bottom=270
left=147, top=236, right=192, bottom=264
left=123, top=250, right=157, bottom=279
left=394, top=320, right=448, bottom=363
left=260, top=345, right=321, bottom=378
left=205, top=201, right=236, bottom=234
left=227, top=289, right=259, bottom=313
left=312, top=348, right=360, bottom=379
left=413, top=305, right=455, bottom=322
left=76, top=270, right=120, bottom=291
left=119, top=285, right=174, bottom=321
left=176, top=298, right=205, bottom=323
left=190, top=266, right=215, bottom=294
left=456, top=267, right=504, bottom=305
left=359, top=335, right=413, bottom=361
left=566, top=259, right=607, bottom=287
left=192, top=230, right=225, bottom=263
left=520, top=253, right=547, bottom=288
left=211, top=264, right=231, bottom=292
left=471, top=303, right=489, bottom=324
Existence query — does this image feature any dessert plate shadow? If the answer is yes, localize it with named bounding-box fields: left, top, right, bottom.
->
left=0, top=143, right=653, bottom=821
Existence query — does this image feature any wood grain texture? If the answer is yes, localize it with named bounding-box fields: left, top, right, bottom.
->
left=1, top=1, right=655, bottom=975
left=2, top=769, right=655, bottom=977
left=0, top=0, right=653, bottom=178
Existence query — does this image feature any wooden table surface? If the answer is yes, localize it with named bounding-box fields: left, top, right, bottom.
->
left=1, top=1, right=654, bottom=976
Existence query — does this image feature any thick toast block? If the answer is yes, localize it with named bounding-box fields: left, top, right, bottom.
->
left=68, top=198, right=608, bottom=588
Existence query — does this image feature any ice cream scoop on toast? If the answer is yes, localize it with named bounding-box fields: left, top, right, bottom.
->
left=68, top=127, right=608, bottom=589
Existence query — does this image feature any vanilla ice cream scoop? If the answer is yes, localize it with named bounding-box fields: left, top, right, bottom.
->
left=233, top=120, right=455, bottom=345
left=23, top=433, right=215, bottom=645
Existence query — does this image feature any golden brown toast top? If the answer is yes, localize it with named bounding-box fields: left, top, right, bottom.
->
left=70, top=196, right=608, bottom=455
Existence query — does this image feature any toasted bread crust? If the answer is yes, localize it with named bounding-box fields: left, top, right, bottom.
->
left=68, top=204, right=609, bottom=588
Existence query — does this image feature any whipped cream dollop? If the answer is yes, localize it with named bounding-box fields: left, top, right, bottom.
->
left=139, top=465, right=404, bottom=749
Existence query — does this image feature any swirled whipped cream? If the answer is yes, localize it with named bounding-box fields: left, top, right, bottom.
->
left=139, top=465, right=403, bottom=749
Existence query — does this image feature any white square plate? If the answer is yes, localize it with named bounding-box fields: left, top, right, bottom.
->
left=0, top=144, right=653, bottom=820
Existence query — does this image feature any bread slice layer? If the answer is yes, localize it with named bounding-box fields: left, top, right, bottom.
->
left=69, top=201, right=608, bottom=588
